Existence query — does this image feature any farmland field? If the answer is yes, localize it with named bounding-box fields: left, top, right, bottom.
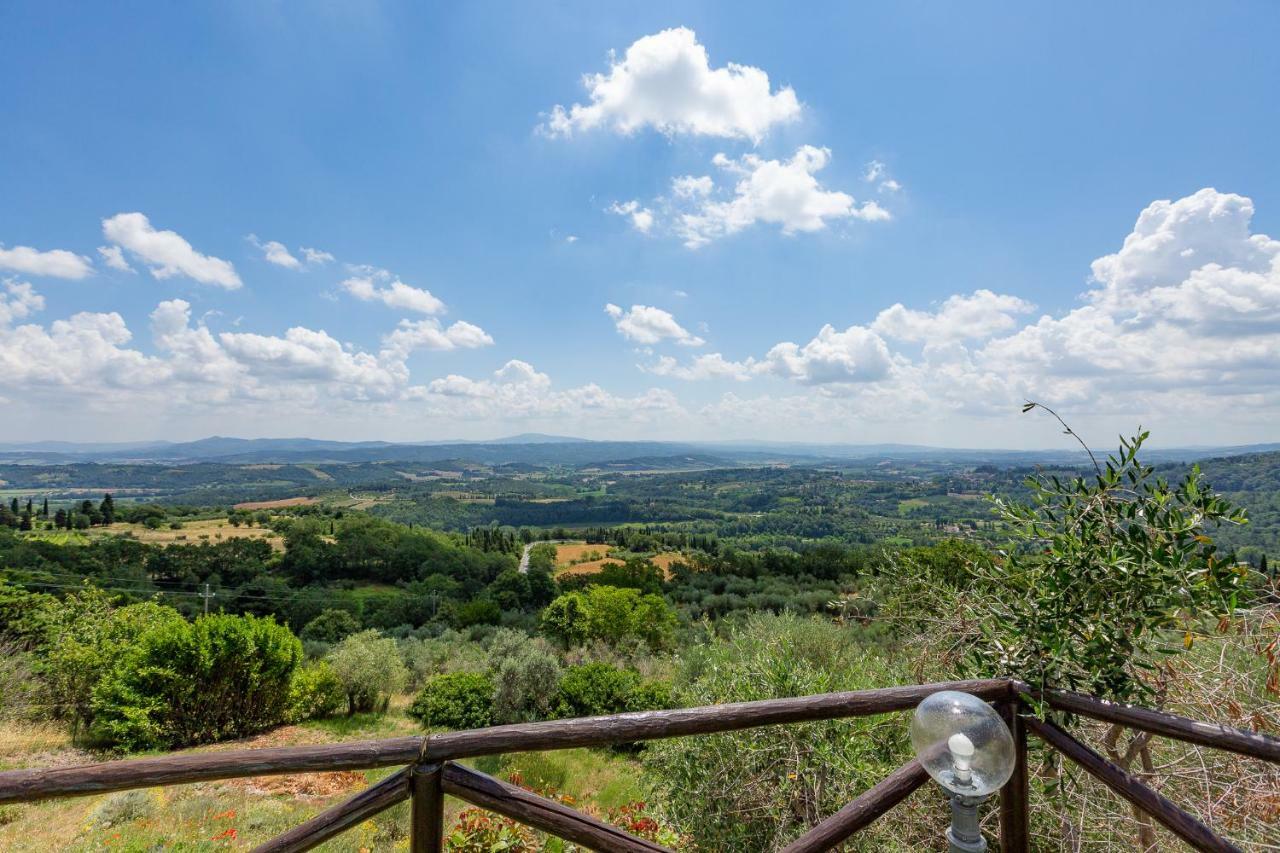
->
left=232, top=496, right=319, bottom=511
left=553, top=541, right=613, bottom=564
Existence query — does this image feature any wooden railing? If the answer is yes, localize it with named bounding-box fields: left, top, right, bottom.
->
left=0, top=677, right=1275, bottom=852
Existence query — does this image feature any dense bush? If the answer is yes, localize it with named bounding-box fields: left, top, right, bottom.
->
left=286, top=659, right=347, bottom=722
left=399, top=632, right=487, bottom=689
left=327, top=630, right=408, bottom=714
left=39, top=590, right=184, bottom=734
left=541, top=586, right=676, bottom=650
left=491, top=644, right=562, bottom=724
left=554, top=662, right=669, bottom=718
left=409, top=672, right=494, bottom=730
left=91, top=613, right=302, bottom=751
left=643, top=614, right=914, bottom=851
left=300, top=609, right=360, bottom=643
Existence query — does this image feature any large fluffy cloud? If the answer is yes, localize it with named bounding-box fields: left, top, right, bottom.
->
left=0, top=245, right=93, bottom=279
left=605, top=303, right=705, bottom=346
left=872, top=290, right=1035, bottom=342
left=381, top=319, right=494, bottom=359
left=677, top=147, right=888, bottom=248
left=102, top=213, right=241, bottom=289
left=651, top=188, right=1280, bottom=439
left=759, top=324, right=894, bottom=385
left=543, top=27, right=800, bottom=142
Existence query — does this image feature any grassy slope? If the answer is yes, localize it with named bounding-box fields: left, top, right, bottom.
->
left=0, top=698, right=646, bottom=851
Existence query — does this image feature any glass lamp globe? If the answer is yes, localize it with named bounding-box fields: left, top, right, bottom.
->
left=910, top=691, right=1015, bottom=797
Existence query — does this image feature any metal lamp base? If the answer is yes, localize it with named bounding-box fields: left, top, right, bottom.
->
left=947, top=793, right=989, bottom=853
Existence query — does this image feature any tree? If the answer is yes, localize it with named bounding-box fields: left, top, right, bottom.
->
left=41, top=498, right=49, bottom=518
left=18, top=513, right=32, bottom=532
left=91, top=613, right=302, bottom=750
left=8, top=498, right=16, bottom=516
left=326, top=630, right=408, bottom=715
left=949, top=409, right=1248, bottom=850
left=99, top=493, right=116, bottom=525
left=300, top=609, right=361, bottom=644
left=540, top=586, right=676, bottom=650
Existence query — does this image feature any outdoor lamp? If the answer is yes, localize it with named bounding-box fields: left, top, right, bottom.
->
left=911, top=691, right=1015, bottom=853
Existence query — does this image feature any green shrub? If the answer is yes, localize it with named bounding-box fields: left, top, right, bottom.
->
left=409, top=672, right=494, bottom=730
left=643, top=613, right=913, bottom=852
left=491, top=645, right=562, bottom=724
left=90, top=790, right=157, bottom=828
left=555, top=663, right=641, bottom=717
left=286, top=659, right=347, bottom=722
left=37, top=589, right=184, bottom=733
left=624, top=678, right=672, bottom=712
left=91, top=613, right=302, bottom=751
left=399, top=633, right=487, bottom=689
left=454, top=597, right=501, bottom=628
left=541, top=586, right=676, bottom=650
left=327, top=630, right=408, bottom=715
left=300, top=609, right=360, bottom=644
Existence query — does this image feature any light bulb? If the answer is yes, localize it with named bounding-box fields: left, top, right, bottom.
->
left=948, top=732, right=975, bottom=786
left=910, top=690, right=1015, bottom=797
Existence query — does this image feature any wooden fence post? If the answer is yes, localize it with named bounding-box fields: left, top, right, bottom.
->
left=998, top=699, right=1030, bottom=852
left=411, top=762, right=444, bottom=853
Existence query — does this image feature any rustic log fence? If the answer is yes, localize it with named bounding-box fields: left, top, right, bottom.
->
left=0, top=677, right=1274, bottom=851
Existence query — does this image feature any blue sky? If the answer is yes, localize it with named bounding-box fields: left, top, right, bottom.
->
left=2, top=2, right=1278, bottom=447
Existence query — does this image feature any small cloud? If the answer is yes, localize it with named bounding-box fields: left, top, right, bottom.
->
left=301, top=247, right=335, bottom=265
left=248, top=234, right=302, bottom=270
left=605, top=303, right=704, bottom=346
left=565, top=235, right=579, bottom=244
left=0, top=244, right=94, bottom=280
left=97, top=245, right=134, bottom=273
left=608, top=200, right=654, bottom=234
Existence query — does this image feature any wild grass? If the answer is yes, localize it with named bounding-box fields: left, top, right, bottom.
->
left=0, top=699, right=648, bottom=851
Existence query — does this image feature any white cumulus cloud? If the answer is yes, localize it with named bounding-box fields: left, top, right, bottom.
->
left=380, top=318, right=494, bottom=359
left=608, top=200, right=655, bottom=234
left=0, top=245, right=94, bottom=279
left=759, top=324, right=895, bottom=385
left=872, top=290, right=1035, bottom=343
left=0, top=280, right=45, bottom=326
left=342, top=275, right=446, bottom=315
left=605, top=303, right=705, bottom=346
left=542, top=27, right=800, bottom=142
left=677, top=146, right=889, bottom=248
left=301, top=247, right=335, bottom=265
left=102, top=212, right=241, bottom=289
left=97, top=245, right=134, bottom=272
left=248, top=235, right=302, bottom=270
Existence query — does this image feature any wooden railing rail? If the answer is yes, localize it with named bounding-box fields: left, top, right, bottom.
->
left=0, top=678, right=1005, bottom=805
left=251, top=766, right=412, bottom=853
left=1023, top=683, right=1280, bottom=764
left=778, top=758, right=929, bottom=853
left=1025, top=714, right=1244, bottom=853
left=2, top=676, right=1275, bottom=851
left=441, top=762, right=671, bottom=853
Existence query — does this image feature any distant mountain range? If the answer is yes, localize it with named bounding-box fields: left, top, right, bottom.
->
left=0, top=434, right=1277, bottom=468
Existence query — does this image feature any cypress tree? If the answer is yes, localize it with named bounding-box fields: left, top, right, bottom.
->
left=41, top=498, right=49, bottom=517
left=19, top=513, right=32, bottom=532
left=100, top=493, right=116, bottom=525
left=54, top=508, right=68, bottom=529
left=9, top=498, right=17, bottom=516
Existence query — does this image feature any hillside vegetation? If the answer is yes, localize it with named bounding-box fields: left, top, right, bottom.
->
left=0, top=435, right=1276, bottom=850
